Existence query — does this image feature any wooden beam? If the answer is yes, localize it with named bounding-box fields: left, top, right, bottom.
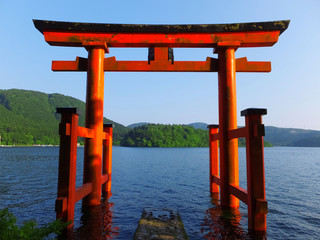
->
left=74, top=183, right=93, bottom=203
left=43, top=31, right=281, bottom=48
left=229, top=184, right=248, bottom=204
left=77, top=126, right=94, bottom=139
left=236, top=57, right=271, bottom=72
left=52, top=56, right=271, bottom=72
left=228, top=127, right=247, bottom=140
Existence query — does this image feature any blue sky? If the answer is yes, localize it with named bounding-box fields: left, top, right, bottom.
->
left=0, top=0, right=319, bottom=130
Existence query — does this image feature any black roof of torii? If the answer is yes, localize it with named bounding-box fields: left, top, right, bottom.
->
left=33, top=19, right=290, bottom=35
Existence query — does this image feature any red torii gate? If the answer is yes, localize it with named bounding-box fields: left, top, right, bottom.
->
left=34, top=19, right=289, bottom=232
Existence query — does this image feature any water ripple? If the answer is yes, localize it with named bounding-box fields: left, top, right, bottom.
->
left=1, top=146, right=320, bottom=239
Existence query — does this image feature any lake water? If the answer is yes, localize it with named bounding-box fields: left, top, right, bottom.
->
left=0, top=146, right=319, bottom=239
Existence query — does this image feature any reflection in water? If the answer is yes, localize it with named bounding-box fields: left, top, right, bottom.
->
left=201, top=195, right=250, bottom=240
left=66, top=195, right=119, bottom=240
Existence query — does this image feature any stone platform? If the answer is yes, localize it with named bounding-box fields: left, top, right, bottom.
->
left=133, top=208, right=189, bottom=240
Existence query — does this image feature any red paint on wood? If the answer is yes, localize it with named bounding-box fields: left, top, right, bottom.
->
left=229, top=184, right=248, bottom=205
left=56, top=110, right=78, bottom=228
left=74, top=183, right=93, bottom=203
left=43, top=31, right=281, bottom=48
left=244, top=112, right=267, bottom=231
left=211, top=175, right=221, bottom=186
left=83, top=47, right=106, bottom=206
left=52, top=57, right=270, bottom=73
left=76, top=126, right=94, bottom=138
left=209, top=126, right=219, bottom=194
left=228, top=127, right=247, bottom=140
left=102, top=125, right=113, bottom=195
left=218, top=47, right=239, bottom=208
left=101, top=174, right=109, bottom=184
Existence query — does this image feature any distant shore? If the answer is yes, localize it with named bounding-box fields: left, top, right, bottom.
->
left=0, top=144, right=59, bottom=147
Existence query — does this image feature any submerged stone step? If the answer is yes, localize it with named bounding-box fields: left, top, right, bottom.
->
left=134, top=208, right=189, bottom=240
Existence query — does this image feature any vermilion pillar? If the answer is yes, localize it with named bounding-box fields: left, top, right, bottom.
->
left=218, top=47, right=239, bottom=208
left=83, top=46, right=106, bottom=206
left=242, top=108, right=268, bottom=231
left=208, top=125, right=219, bottom=194
left=56, top=108, right=79, bottom=228
left=102, top=124, right=113, bottom=195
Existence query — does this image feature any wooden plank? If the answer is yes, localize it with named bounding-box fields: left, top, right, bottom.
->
left=52, top=57, right=87, bottom=71
left=229, top=184, right=248, bottom=204
left=228, top=127, right=247, bottom=140
left=74, top=183, right=92, bottom=203
left=55, top=197, right=67, bottom=213
left=59, top=123, right=70, bottom=136
left=101, top=174, right=109, bottom=184
left=256, top=199, right=268, bottom=214
left=211, top=133, right=220, bottom=141
left=212, top=175, right=221, bottom=185
left=77, top=126, right=94, bottom=139
left=253, top=124, right=265, bottom=137
left=52, top=56, right=271, bottom=73
left=53, top=57, right=219, bottom=72
left=236, top=57, right=271, bottom=72
left=103, top=57, right=219, bottom=72
left=43, top=31, right=281, bottom=48
left=102, top=132, right=110, bottom=140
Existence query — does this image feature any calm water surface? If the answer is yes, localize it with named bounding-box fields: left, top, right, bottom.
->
left=0, top=146, right=319, bottom=239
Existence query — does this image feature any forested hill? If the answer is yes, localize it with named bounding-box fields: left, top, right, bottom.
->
left=0, top=89, right=127, bottom=145
left=2, top=89, right=311, bottom=147
left=121, top=124, right=209, bottom=147
left=121, top=124, right=272, bottom=148
left=185, top=122, right=320, bottom=147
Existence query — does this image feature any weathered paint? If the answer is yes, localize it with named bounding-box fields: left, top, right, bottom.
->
left=208, top=125, right=219, bottom=193
left=242, top=109, right=268, bottom=231
left=43, top=31, right=281, bottom=48
left=102, top=124, right=113, bottom=195
left=56, top=108, right=79, bottom=229
left=56, top=108, right=113, bottom=230
left=218, top=47, right=239, bottom=208
left=33, top=19, right=290, bottom=34
left=82, top=47, right=105, bottom=206
left=52, top=55, right=271, bottom=72
left=208, top=109, right=268, bottom=231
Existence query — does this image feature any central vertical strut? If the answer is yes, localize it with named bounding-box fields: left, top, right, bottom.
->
left=218, top=47, right=239, bottom=208
left=83, top=47, right=105, bottom=206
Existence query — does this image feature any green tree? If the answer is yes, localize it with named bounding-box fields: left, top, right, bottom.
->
left=120, top=124, right=209, bottom=148
left=0, top=89, right=128, bottom=146
left=0, top=208, right=68, bottom=240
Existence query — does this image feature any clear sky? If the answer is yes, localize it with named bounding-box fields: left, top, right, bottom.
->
left=0, top=0, right=319, bottom=129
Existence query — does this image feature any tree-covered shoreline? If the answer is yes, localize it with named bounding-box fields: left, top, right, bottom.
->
left=0, top=89, right=127, bottom=146
left=120, top=124, right=272, bottom=148
left=121, top=124, right=209, bottom=147
left=0, top=89, right=274, bottom=148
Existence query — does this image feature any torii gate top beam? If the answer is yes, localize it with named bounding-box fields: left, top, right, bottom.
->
left=33, top=20, right=289, bottom=49
left=33, top=20, right=289, bottom=72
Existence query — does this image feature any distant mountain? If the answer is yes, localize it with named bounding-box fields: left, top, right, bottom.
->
left=0, top=89, right=128, bottom=145
left=127, top=122, right=153, bottom=129
left=128, top=122, right=209, bottom=130
left=1, top=90, right=319, bottom=147
left=187, top=122, right=208, bottom=130
left=289, top=136, right=320, bottom=147
left=264, top=126, right=320, bottom=147
left=121, top=124, right=209, bottom=147
left=127, top=121, right=320, bottom=147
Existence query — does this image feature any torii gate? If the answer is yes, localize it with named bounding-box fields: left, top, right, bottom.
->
left=34, top=19, right=289, bottom=232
